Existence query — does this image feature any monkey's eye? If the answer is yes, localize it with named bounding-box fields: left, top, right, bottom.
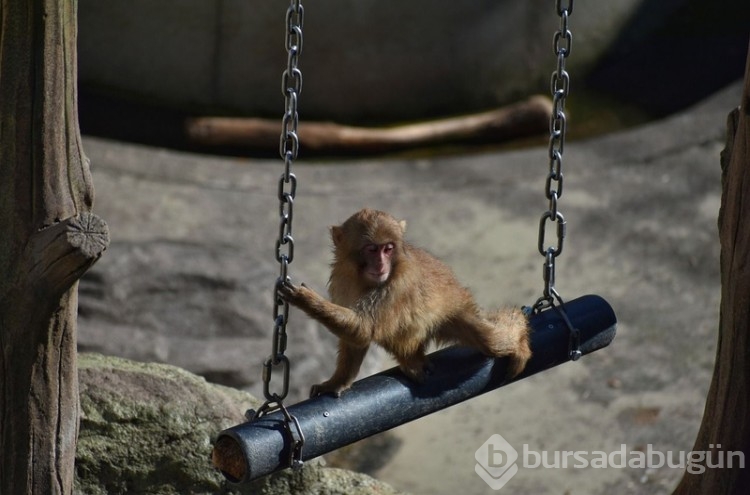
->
left=362, top=243, right=394, bottom=255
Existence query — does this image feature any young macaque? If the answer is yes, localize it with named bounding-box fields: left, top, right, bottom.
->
left=279, top=208, right=531, bottom=397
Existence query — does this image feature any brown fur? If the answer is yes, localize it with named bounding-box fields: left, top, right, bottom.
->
left=279, top=208, right=531, bottom=397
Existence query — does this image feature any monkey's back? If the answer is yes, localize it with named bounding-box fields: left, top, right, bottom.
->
left=405, top=244, right=479, bottom=317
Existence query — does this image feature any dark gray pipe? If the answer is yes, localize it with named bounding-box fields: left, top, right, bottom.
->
left=215, top=294, right=616, bottom=483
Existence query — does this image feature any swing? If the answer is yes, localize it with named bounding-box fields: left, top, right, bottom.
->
left=213, top=0, right=616, bottom=483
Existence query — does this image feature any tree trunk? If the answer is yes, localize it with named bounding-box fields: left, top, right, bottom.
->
left=672, top=39, right=750, bottom=494
left=185, top=95, right=553, bottom=154
left=0, top=0, right=109, bottom=493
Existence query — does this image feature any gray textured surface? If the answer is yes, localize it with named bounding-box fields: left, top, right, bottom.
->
left=78, top=80, right=739, bottom=494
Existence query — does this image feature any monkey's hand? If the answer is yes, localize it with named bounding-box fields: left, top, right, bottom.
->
left=277, top=280, right=320, bottom=309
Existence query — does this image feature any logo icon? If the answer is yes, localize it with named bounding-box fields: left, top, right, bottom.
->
left=475, top=434, right=519, bottom=490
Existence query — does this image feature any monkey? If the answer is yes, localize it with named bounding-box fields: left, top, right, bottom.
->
left=279, top=208, right=531, bottom=397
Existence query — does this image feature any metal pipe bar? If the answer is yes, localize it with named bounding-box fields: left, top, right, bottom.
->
left=214, top=294, right=616, bottom=483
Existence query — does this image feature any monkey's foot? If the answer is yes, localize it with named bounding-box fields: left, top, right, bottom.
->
left=507, top=346, right=532, bottom=380
left=310, top=381, right=348, bottom=398
left=398, top=360, right=433, bottom=384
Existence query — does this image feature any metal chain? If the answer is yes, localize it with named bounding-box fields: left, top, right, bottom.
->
left=250, top=0, right=306, bottom=470
left=528, top=0, right=581, bottom=360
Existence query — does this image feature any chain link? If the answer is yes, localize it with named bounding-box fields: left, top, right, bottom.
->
left=265, top=0, right=302, bottom=409
left=251, top=0, right=306, bottom=470
left=528, top=0, right=581, bottom=361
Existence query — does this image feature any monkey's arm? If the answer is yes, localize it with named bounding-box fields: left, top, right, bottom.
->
left=279, top=281, right=371, bottom=347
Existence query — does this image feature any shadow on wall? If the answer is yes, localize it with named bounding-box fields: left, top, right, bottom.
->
left=585, top=0, right=750, bottom=116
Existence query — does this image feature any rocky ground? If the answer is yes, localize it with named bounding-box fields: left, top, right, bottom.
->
left=77, top=81, right=741, bottom=494
left=75, top=353, right=404, bottom=495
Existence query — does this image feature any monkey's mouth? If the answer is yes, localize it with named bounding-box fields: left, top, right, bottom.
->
left=365, top=270, right=389, bottom=284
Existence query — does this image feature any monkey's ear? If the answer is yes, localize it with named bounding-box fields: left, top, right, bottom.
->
left=331, top=226, right=344, bottom=246
left=399, top=220, right=407, bottom=233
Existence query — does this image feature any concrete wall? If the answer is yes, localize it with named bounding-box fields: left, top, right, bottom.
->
left=78, top=0, right=645, bottom=122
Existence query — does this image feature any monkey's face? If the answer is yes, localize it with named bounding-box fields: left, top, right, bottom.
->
left=360, top=242, right=395, bottom=286
left=332, top=208, right=407, bottom=288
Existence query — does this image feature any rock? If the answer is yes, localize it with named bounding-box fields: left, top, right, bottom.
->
left=75, top=352, right=255, bottom=494
left=75, top=153, right=387, bottom=400
left=249, top=467, right=404, bottom=495
left=75, top=353, right=404, bottom=495
left=77, top=0, right=646, bottom=122
left=77, top=240, right=291, bottom=392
